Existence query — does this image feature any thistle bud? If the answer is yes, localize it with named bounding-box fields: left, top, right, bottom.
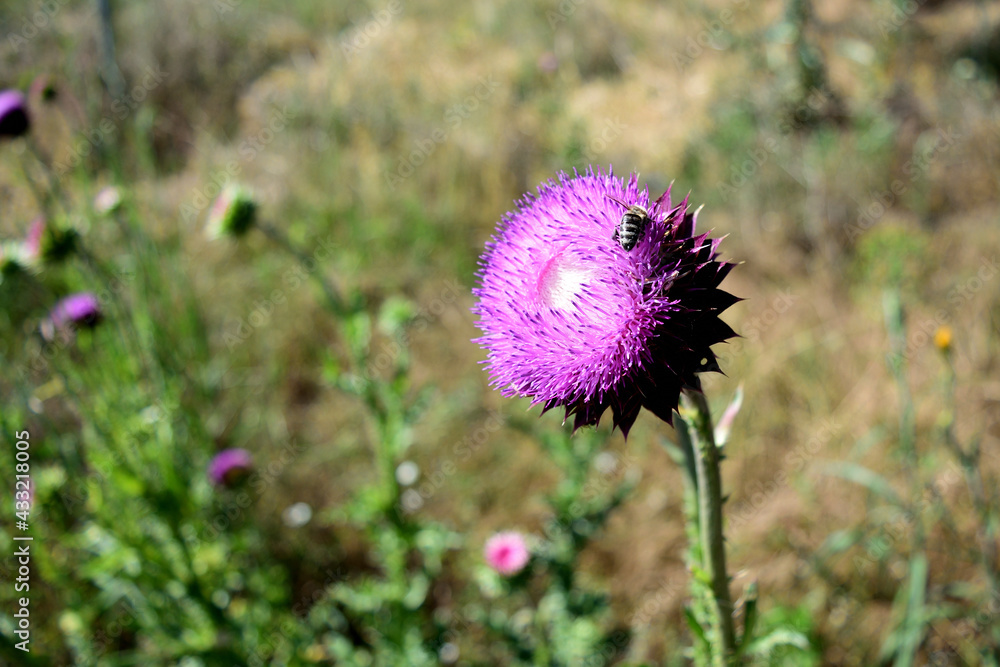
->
left=0, top=241, right=36, bottom=278
left=206, top=184, right=257, bottom=239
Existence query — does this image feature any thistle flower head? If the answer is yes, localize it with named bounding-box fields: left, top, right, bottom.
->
left=42, top=292, right=102, bottom=340
left=208, top=448, right=253, bottom=486
left=0, top=240, right=37, bottom=277
left=30, top=219, right=78, bottom=264
left=29, top=74, right=57, bottom=104
left=484, top=531, right=530, bottom=575
left=472, top=168, right=738, bottom=437
left=0, top=90, right=29, bottom=138
left=206, top=184, right=257, bottom=239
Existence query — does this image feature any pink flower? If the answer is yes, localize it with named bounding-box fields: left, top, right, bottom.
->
left=93, top=186, right=122, bottom=215
left=208, top=448, right=253, bottom=486
left=484, top=531, right=530, bottom=576
left=24, top=217, right=44, bottom=259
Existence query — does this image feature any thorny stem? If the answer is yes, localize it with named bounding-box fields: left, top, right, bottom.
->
left=258, top=221, right=346, bottom=317
left=940, top=355, right=1000, bottom=606
left=679, top=383, right=737, bottom=665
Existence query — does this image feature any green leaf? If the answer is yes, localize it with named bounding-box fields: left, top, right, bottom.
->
left=377, top=296, right=416, bottom=334
left=683, top=606, right=710, bottom=654
left=736, top=581, right=759, bottom=657
left=745, top=628, right=810, bottom=655
left=659, top=436, right=686, bottom=466
left=879, top=552, right=928, bottom=667
left=816, top=528, right=863, bottom=558
left=820, top=461, right=905, bottom=506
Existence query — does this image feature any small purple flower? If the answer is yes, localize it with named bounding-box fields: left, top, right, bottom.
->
left=208, top=448, right=253, bottom=486
left=0, top=90, right=29, bottom=138
left=537, top=52, right=559, bottom=73
left=473, top=168, right=738, bottom=437
left=42, top=292, right=102, bottom=340
left=484, top=531, right=530, bottom=575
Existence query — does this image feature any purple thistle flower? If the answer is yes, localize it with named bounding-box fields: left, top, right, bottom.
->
left=0, top=90, right=29, bottom=138
left=472, top=168, right=739, bottom=437
left=484, top=531, right=530, bottom=575
left=42, top=293, right=102, bottom=340
left=208, top=448, right=253, bottom=486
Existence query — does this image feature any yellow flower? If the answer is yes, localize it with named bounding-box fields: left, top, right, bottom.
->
left=934, top=325, right=952, bottom=353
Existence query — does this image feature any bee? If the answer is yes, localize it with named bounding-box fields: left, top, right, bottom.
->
left=606, top=195, right=652, bottom=252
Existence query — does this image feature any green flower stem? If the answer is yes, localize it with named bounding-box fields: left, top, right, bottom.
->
left=679, top=385, right=736, bottom=665
left=18, top=147, right=52, bottom=219
left=940, top=354, right=1000, bottom=608
left=258, top=221, right=346, bottom=317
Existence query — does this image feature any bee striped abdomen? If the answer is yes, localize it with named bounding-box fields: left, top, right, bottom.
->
left=617, top=208, right=648, bottom=251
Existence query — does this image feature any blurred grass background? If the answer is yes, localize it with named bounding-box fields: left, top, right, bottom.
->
left=1, top=0, right=1000, bottom=664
